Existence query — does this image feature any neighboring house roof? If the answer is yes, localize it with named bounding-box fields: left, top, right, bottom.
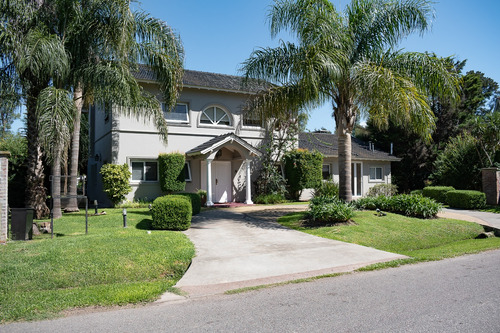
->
left=186, top=133, right=262, bottom=157
left=299, top=132, right=401, bottom=162
left=133, top=64, right=267, bottom=94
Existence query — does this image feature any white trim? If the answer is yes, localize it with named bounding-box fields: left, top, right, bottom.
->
left=184, top=162, right=192, bottom=182
left=199, top=105, right=233, bottom=127
left=351, top=162, right=363, bottom=197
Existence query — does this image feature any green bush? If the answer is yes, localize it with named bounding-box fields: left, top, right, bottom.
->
left=254, top=193, right=288, bottom=204
left=283, top=149, right=323, bottom=200
left=100, top=163, right=132, bottom=206
left=354, top=194, right=441, bottom=219
left=175, top=192, right=201, bottom=215
left=197, top=189, right=207, bottom=206
left=313, top=180, right=339, bottom=198
left=308, top=196, right=354, bottom=223
left=446, top=190, right=487, bottom=209
left=158, top=153, right=186, bottom=193
left=410, top=189, right=423, bottom=196
left=422, top=186, right=455, bottom=204
left=367, top=183, right=398, bottom=197
left=151, top=195, right=192, bottom=230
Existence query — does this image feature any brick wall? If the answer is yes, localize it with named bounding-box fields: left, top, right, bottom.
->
left=482, top=168, right=500, bottom=206
left=0, top=151, right=10, bottom=243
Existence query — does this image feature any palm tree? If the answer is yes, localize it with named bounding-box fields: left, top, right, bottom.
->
left=52, top=0, right=184, bottom=211
left=36, top=87, right=75, bottom=218
left=1, top=1, right=70, bottom=217
left=242, top=0, right=460, bottom=201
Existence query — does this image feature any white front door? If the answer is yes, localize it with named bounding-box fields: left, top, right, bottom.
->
left=201, top=161, right=232, bottom=203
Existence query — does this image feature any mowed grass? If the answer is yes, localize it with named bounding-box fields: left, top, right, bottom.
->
left=278, top=210, right=500, bottom=269
left=0, top=208, right=195, bottom=323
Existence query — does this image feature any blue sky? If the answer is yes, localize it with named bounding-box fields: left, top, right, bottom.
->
left=133, top=0, right=500, bottom=133
left=13, top=1, right=500, bottom=133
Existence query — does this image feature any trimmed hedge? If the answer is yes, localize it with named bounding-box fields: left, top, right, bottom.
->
left=422, top=186, right=455, bottom=204
left=308, top=196, right=354, bottom=223
left=151, top=195, right=192, bottom=230
left=446, top=190, right=487, bottom=209
left=175, top=192, right=201, bottom=215
left=354, top=194, right=441, bottom=219
left=158, top=153, right=186, bottom=193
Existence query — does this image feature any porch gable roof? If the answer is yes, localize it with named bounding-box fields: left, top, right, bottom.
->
left=185, top=133, right=262, bottom=157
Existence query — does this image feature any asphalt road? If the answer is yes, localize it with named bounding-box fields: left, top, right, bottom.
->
left=4, top=249, right=500, bottom=332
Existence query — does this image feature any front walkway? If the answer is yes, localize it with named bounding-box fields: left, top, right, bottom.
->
left=170, top=206, right=406, bottom=298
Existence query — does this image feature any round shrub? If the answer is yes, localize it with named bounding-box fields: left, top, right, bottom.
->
left=422, top=186, right=455, bottom=204
left=446, top=190, right=487, bottom=209
left=308, top=196, right=354, bottom=223
left=151, top=195, right=192, bottom=230
left=367, top=184, right=398, bottom=197
left=175, top=192, right=201, bottom=215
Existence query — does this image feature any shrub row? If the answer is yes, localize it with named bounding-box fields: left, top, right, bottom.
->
left=421, top=186, right=487, bottom=209
left=308, top=196, right=354, bottom=223
left=446, top=190, right=486, bottom=209
left=422, top=186, right=455, bottom=204
left=354, top=194, right=441, bottom=219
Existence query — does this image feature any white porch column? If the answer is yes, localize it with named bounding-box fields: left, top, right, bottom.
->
left=244, top=159, right=253, bottom=205
left=206, top=158, right=214, bottom=206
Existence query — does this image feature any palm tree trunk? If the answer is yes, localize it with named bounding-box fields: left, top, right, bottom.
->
left=338, top=130, right=352, bottom=202
left=51, top=151, right=62, bottom=219
left=65, top=83, right=83, bottom=212
left=25, top=86, right=50, bottom=219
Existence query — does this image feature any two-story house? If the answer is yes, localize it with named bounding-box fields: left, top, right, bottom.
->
left=87, top=66, right=399, bottom=206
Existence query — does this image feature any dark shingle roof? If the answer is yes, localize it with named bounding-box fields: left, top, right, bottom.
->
left=299, top=132, right=400, bottom=161
left=133, top=64, right=267, bottom=94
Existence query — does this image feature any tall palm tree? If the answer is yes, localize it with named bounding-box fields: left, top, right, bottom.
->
left=242, top=0, right=460, bottom=201
left=36, top=87, right=75, bottom=218
left=53, top=0, right=184, bottom=211
left=1, top=1, right=70, bottom=217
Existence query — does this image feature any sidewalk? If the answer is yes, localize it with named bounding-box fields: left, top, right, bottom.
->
left=164, top=206, right=406, bottom=299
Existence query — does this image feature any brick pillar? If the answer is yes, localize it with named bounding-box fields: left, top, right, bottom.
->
left=0, top=151, right=10, bottom=243
left=482, top=168, right=500, bottom=206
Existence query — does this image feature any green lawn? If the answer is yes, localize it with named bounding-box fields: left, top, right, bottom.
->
left=0, top=208, right=195, bottom=323
left=278, top=210, right=500, bottom=269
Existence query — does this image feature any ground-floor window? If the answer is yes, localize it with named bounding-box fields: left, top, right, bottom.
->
left=369, top=167, right=383, bottom=181
left=322, top=164, right=331, bottom=180
left=184, top=162, right=192, bottom=182
left=131, top=161, right=158, bottom=182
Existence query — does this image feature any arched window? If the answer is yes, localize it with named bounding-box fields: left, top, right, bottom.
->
left=200, top=106, right=232, bottom=126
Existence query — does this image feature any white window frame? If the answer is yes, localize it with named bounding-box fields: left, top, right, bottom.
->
left=184, top=162, right=192, bottom=182
left=322, top=164, right=331, bottom=180
left=369, top=166, right=384, bottom=182
left=351, top=162, right=363, bottom=197
left=130, top=160, right=159, bottom=183
left=162, top=102, right=189, bottom=123
left=199, top=106, right=232, bottom=127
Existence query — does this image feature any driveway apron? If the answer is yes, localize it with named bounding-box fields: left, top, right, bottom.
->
left=174, top=208, right=406, bottom=297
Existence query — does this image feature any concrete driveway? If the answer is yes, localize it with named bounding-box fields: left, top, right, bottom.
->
left=169, top=206, right=406, bottom=298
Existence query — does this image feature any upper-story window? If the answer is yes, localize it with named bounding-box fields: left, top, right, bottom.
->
left=242, top=111, right=263, bottom=127
left=200, top=106, right=232, bottom=126
left=162, top=103, right=189, bottom=123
